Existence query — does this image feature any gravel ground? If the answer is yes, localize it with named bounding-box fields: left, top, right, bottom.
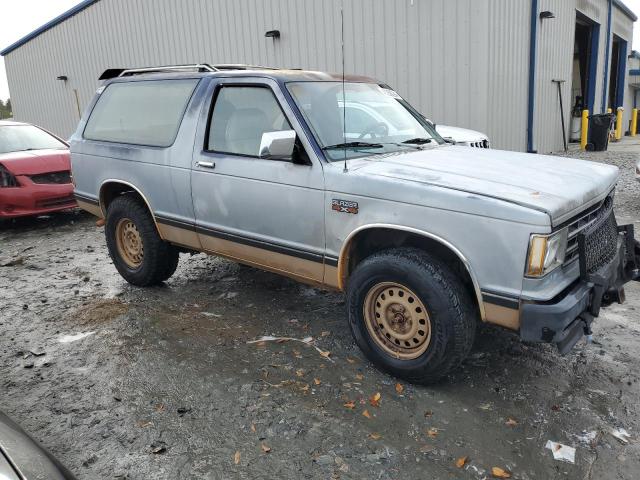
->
left=0, top=146, right=639, bottom=479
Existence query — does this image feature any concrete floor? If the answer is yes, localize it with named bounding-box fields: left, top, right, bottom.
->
left=0, top=145, right=639, bottom=479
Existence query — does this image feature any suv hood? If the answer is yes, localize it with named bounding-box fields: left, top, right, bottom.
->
left=351, top=146, right=618, bottom=224
left=0, top=149, right=70, bottom=176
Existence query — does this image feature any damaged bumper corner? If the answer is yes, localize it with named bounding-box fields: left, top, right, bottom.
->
left=520, top=224, right=640, bottom=355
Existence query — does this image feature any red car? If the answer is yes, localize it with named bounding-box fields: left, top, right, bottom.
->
left=0, top=120, right=76, bottom=219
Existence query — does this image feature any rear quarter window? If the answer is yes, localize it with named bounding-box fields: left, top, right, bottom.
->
left=83, top=79, right=199, bottom=147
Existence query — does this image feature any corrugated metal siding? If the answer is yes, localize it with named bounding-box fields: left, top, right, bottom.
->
left=3, top=0, right=524, bottom=149
left=533, top=0, right=576, bottom=153
left=2, top=0, right=635, bottom=152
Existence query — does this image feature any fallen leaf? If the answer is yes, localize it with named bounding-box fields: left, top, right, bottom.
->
left=319, top=350, right=332, bottom=359
left=424, top=410, right=433, bottom=418
left=505, top=418, right=518, bottom=427
left=314, top=378, right=321, bottom=385
left=420, top=444, right=435, bottom=453
left=321, top=331, right=331, bottom=337
left=261, top=443, right=271, bottom=453
left=456, top=456, right=468, bottom=468
left=491, top=467, right=511, bottom=478
left=355, top=374, right=364, bottom=380
left=370, top=392, right=381, bottom=407
left=300, top=384, right=310, bottom=393
left=346, top=357, right=356, bottom=364
left=427, top=428, right=438, bottom=438
left=250, top=423, right=256, bottom=433
left=395, top=383, right=404, bottom=394
left=234, top=451, right=241, bottom=465
left=150, top=442, right=167, bottom=454
left=369, top=433, right=381, bottom=440
left=154, top=404, right=165, bottom=412
left=344, top=401, right=356, bottom=409
left=362, top=409, right=371, bottom=419
left=296, top=369, right=305, bottom=377
left=136, top=420, right=153, bottom=428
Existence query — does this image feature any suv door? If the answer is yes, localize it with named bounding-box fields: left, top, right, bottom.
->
left=191, top=77, right=326, bottom=284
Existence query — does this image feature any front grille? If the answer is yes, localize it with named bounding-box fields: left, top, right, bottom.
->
left=35, top=195, right=76, bottom=209
left=30, top=171, right=72, bottom=184
left=563, top=193, right=618, bottom=275
left=468, top=140, right=490, bottom=148
left=579, top=209, right=619, bottom=275
left=563, top=198, right=610, bottom=264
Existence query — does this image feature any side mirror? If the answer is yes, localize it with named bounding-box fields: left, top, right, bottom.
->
left=259, top=130, right=296, bottom=159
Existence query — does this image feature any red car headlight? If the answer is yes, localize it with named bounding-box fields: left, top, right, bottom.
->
left=0, top=164, right=19, bottom=187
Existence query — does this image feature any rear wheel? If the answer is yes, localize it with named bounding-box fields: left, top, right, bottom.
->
left=347, top=247, right=476, bottom=384
left=105, top=195, right=179, bottom=286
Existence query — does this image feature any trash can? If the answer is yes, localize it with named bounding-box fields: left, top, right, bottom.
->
left=586, top=113, right=614, bottom=151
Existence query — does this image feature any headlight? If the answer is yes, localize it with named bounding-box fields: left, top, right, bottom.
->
left=0, top=164, right=18, bottom=188
left=525, top=228, right=568, bottom=277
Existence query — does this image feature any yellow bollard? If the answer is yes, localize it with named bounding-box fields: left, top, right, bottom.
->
left=580, top=109, right=589, bottom=150
left=632, top=108, right=638, bottom=137
left=615, top=107, right=624, bottom=140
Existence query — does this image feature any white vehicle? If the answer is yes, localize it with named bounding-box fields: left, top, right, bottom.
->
left=340, top=87, right=491, bottom=149
left=435, top=124, right=490, bottom=149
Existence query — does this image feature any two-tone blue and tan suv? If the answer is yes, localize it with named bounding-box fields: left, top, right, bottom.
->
left=71, top=64, right=640, bottom=383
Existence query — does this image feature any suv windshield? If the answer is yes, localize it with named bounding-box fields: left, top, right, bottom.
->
left=0, top=125, right=67, bottom=154
left=287, top=81, right=443, bottom=161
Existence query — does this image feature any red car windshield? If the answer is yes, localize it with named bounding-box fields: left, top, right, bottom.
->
left=0, top=125, right=67, bottom=154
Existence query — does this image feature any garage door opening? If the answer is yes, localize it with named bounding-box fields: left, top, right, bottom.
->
left=608, top=35, right=628, bottom=110
left=570, top=13, right=599, bottom=141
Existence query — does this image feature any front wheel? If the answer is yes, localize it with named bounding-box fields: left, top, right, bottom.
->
left=347, top=248, right=476, bottom=384
left=105, top=195, right=179, bottom=286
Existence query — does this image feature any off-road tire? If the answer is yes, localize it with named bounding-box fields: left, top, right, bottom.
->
left=347, top=247, right=476, bottom=384
left=105, top=195, right=179, bottom=286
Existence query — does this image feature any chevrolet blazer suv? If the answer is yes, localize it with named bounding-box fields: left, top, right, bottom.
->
left=70, top=64, right=640, bottom=384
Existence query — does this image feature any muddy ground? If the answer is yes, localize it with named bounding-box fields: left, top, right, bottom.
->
left=1, top=149, right=640, bottom=479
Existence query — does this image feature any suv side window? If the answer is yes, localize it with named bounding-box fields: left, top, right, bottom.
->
left=84, top=79, right=199, bottom=147
left=207, top=86, right=292, bottom=157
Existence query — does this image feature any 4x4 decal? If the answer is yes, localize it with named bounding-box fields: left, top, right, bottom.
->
left=332, top=199, right=358, bottom=214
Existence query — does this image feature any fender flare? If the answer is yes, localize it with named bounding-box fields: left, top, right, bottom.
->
left=337, top=224, right=486, bottom=320
left=99, top=179, right=163, bottom=239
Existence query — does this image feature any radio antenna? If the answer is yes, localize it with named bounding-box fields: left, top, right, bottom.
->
left=341, top=0, right=348, bottom=173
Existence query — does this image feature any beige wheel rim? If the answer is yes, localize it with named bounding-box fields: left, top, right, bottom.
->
left=115, top=218, right=144, bottom=268
left=363, top=282, right=432, bottom=360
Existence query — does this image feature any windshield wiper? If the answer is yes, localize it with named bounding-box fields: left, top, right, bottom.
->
left=401, top=138, right=432, bottom=145
left=322, top=141, right=384, bottom=150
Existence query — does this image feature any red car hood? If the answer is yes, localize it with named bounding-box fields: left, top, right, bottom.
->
left=0, top=149, right=70, bottom=175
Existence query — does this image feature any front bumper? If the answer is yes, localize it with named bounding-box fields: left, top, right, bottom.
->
left=520, top=224, right=640, bottom=354
left=0, top=176, right=76, bottom=218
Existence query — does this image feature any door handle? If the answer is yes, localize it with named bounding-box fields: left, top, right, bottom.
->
left=197, top=161, right=215, bottom=169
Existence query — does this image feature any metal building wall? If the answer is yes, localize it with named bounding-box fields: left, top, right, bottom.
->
left=3, top=0, right=532, bottom=150
left=2, top=0, right=634, bottom=152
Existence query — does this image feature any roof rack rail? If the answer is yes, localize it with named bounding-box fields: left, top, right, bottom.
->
left=211, top=64, right=277, bottom=71
left=98, top=63, right=283, bottom=81
left=119, top=63, right=218, bottom=77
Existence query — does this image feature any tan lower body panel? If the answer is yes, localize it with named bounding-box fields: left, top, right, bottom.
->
left=157, top=223, right=201, bottom=250
left=324, top=265, right=340, bottom=289
left=483, top=302, right=520, bottom=330
left=76, top=199, right=103, bottom=219
left=199, top=232, right=325, bottom=286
